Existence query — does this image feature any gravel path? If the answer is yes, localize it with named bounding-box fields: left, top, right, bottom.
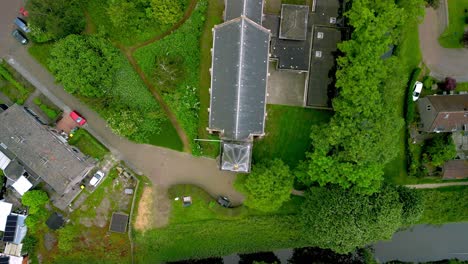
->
left=405, top=181, right=468, bottom=189
left=419, top=6, right=468, bottom=81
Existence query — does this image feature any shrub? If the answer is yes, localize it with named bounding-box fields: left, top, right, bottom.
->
left=422, top=134, right=457, bottom=168
left=443, top=77, right=457, bottom=91
left=422, top=76, right=435, bottom=90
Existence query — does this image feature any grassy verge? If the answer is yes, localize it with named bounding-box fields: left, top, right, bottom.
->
left=33, top=96, right=61, bottom=120
left=68, top=128, right=109, bottom=160
left=418, top=186, right=468, bottom=224
left=133, top=1, right=208, bottom=154
left=197, top=0, right=223, bottom=157
left=438, top=0, right=468, bottom=48
left=0, top=62, right=35, bottom=104
left=134, top=184, right=305, bottom=262
left=253, top=105, right=332, bottom=168
left=384, top=17, right=422, bottom=184
left=28, top=43, right=54, bottom=70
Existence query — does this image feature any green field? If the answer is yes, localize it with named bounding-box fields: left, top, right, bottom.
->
left=68, top=128, right=109, bottom=160
left=253, top=105, right=333, bottom=168
left=134, top=184, right=305, bottom=262
left=438, top=0, right=468, bottom=48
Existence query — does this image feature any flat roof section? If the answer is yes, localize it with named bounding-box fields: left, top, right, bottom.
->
left=310, top=0, right=342, bottom=26
left=110, top=212, right=129, bottom=233
left=279, top=4, right=309, bottom=40
left=307, top=26, right=342, bottom=107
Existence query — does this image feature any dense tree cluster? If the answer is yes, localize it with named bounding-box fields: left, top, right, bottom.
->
left=300, top=185, right=423, bottom=253
left=106, top=0, right=186, bottom=37
left=49, top=35, right=119, bottom=98
left=235, top=159, right=293, bottom=212
left=22, top=190, right=49, bottom=232
left=26, top=0, right=85, bottom=42
left=298, top=0, right=425, bottom=194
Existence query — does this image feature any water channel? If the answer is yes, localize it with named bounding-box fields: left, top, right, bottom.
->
left=220, top=223, right=468, bottom=263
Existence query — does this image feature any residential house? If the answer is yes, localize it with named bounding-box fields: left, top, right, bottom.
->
left=417, top=94, right=468, bottom=133
left=0, top=105, right=94, bottom=209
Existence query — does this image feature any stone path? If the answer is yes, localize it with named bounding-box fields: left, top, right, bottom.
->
left=405, top=181, right=468, bottom=189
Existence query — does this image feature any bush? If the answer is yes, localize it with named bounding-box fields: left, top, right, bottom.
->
left=422, top=75, right=435, bottom=90
left=422, top=134, right=457, bottom=168
left=443, top=77, right=457, bottom=91
left=57, top=225, right=77, bottom=252
left=21, top=235, right=38, bottom=255
left=426, top=0, right=439, bottom=9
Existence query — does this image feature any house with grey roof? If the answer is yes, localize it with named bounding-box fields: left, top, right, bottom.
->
left=417, top=94, right=468, bottom=133
left=209, top=0, right=270, bottom=172
left=0, top=105, right=94, bottom=200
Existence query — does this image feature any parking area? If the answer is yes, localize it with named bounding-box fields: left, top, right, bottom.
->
left=56, top=112, right=79, bottom=134
left=267, top=62, right=307, bottom=106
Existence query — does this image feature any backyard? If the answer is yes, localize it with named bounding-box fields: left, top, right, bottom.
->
left=438, top=0, right=468, bottom=48
left=253, top=105, right=333, bottom=168
left=68, top=128, right=110, bottom=161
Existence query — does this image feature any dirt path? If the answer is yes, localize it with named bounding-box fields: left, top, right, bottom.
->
left=405, top=181, right=468, bottom=189
left=419, top=7, right=468, bottom=81
left=116, top=0, right=199, bottom=153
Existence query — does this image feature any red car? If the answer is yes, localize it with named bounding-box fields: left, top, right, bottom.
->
left=70, top=111, right=86, bottom=126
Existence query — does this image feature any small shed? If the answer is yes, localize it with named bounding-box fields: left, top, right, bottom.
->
left=11, top=176, right=33, bottom=196
left=279, top=4, right=309, bottom=40
left=109, top=213, right=129, bottom=233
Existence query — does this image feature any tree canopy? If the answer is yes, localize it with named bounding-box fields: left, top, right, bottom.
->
left=150, top=0, right=184, bottom=25
left=49, top=35, right=119, bottom=98
left=26, top=0, right=85, bottom=42
left=298, top=0, right=425, bottom=194
left=422, top=134, right=457, bottom=167
left=300, top=185, right=423, bottom=253
left=236, top=159, right=294, bottom=212
left=22, top=190, right=49, bottom=214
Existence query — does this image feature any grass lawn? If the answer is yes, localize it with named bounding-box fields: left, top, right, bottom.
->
left=134, top=184, right=306, bottom=262
left=0, top=62, right=35, bottom=104
left=438, top=0, right=468, bottom=48
left=68, top=128, right=109, bottom=160
left=147, top=120, right=184, bottom=151
left=253, top=105, right=333, bottom=168
left=456, top=82, right=468, bottom=91
left=197, top=0, right=223, bottom=157
left=417, top=186, right=468, bottom=224
left=28, top=42, right=54, bottom=70
left=384, top=19, right=422, bottom=184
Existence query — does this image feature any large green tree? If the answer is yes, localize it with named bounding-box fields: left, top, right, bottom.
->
left=300, top=185, right=423, bottom=253
left=26, top=0, right=85, bottom=42
left=236, top=159, right=293, bottom=212
left=298, top=0, right=425, bottom=194
left=22, top=190, right=49, bottom=214
left=150, top=0, right=184, bottom=25
left=49, top=35, right=119, bottom=98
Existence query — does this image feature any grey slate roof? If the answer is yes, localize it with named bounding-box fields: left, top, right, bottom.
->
left=209, top=16, right=270, bottom=141
left=417, top=94, right=468, bottom=132
left=0, top=105, right=94, bottom=195
left=225, top=0, right=264, bottom=25
left=279, top=4, right=309, bottom=40
left=220, top=141, right=252, bottom=173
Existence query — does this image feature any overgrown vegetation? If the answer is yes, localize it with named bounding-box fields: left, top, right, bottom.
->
left=299, top=0, right=425, bottom=194
left=418, top=186, right=468, bottom=224
left=0, top=62, right=35, bottom=104
left=26, top=0, right=85, bottom=42
left=22, top=190, right=49, bottom=234
left=87, top=0, right=188, bottom=46
left=33, top=96, right=61, bottom=120
left=134, top=1, right=208, bottom=154
left=68, top=128, right=109, bottom=160
left=438, top=0, right=468, bottom=48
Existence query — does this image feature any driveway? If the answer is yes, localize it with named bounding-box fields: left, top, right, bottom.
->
left=419, top=6, right=468, bottom=81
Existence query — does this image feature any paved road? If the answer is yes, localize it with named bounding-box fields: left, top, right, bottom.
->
left=419, top=6, right=468, bottom=81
